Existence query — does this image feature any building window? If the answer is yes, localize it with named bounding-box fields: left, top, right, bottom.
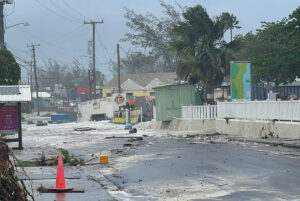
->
left=150, top=92, right=155, bottom=97
left=126, top=93, right=134, bottom=98
left=106, top=93, right=112, bottom=97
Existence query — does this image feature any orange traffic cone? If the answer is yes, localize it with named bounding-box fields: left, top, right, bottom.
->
left=48, top=155, right=73, bottom=192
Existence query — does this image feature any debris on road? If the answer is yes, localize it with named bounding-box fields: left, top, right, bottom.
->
left=129, top=128, right=137, bottom=133
left=105, top=136, right=143, bottom=140
left=74, top=127, right=96, bottom=131
left=36, top=121, right=47, bottom=126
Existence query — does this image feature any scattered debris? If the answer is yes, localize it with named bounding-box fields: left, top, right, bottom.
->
left=27, top=120, right=34, bottom=125
left=129, top=128, right=137, bottom=134
left=0, top=141, right=34, bottom=201
left=57, top=148, right=85, bottom=166
left=74, top=127, right=96, bottom=131
left=106, top=136, right=143, bottom=140
left=123, top=143, right=133, bottom=147
left=124, top=124, right=132, bottom=130
left=36, top=121, right=47, bottom=126
left=128, top=137, right=143, bottom=142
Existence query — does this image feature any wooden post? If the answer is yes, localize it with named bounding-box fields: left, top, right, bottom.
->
left=17, top=102, right=23, bottom=149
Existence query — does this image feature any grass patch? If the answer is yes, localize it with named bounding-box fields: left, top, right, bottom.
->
left=17, top=161, right=39, bottom=167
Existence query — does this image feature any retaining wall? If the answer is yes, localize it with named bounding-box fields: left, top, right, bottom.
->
left=151, top=119, right=215, bottom=131
left=216, top=119, right=300, bottom=139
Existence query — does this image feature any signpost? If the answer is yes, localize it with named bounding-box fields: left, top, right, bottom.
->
left=230, top=61, right=251, bottom=100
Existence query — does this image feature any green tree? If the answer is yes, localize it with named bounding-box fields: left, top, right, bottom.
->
left=121, top=2, right=182, bottom=73
left=0, top=49, right=21, bottom=85
left=219, top=13, right=241, bottom=42
left=251, top=6, right=300, bottom=85
left=169, top=5, right=235, bottom=102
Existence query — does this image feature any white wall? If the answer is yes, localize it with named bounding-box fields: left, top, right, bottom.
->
left=216, top=119, right=300, bottom=139
left=77, top=98, right=114, bottom=121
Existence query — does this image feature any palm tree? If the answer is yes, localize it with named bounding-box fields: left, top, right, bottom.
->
left=169, top=5, right=233, bottom=102
left=219, top=13, right=241, bottom=42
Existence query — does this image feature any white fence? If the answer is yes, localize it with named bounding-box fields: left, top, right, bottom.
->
left=218, top=100, right=300, bottom=121
left=182, top=105, right=217, bottom=120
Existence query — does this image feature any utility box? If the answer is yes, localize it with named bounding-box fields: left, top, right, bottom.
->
left=51, top=114, right=69, bottom=123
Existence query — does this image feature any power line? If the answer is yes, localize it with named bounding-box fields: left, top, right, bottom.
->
left=51, top=24, right=86, bottom=43
left=48, top=0, right=81, bottom=22
left=60, top=0, right=91, bottom=20
left=95, top=27, right=110, bottom=60
left=4, top=2, right=15, bottom=16
left=35, top=0, right=77, bottom=23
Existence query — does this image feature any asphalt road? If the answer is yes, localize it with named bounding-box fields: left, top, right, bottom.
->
left=105, top=137, right=300, bottom=201
left=10, top=121, right=300, bottom=201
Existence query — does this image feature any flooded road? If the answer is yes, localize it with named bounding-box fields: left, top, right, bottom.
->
left=10, top=121, right=300, bottom=201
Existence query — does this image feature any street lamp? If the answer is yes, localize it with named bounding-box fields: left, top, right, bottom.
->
left=6, top=21, right=30, bottom=29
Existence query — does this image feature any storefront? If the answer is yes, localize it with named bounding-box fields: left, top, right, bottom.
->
left=0, top=85, right=31, bottom=149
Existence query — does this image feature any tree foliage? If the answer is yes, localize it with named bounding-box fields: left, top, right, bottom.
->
left=169, top=5, right=238, bottom=100
left=233, top=6, right=300, bottom=86
left=120, top=2, right=182, bottom=73
left=0, top=49, right=21, bottom=85
left=38, top=59, right=89, bottom=88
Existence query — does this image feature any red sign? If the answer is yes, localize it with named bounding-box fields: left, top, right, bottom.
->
left=0, top=105, right=18, bottom=133
left=77, top=86, right=92, bottom=95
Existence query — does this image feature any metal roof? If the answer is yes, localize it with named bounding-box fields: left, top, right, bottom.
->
left=0, top=85, right=32, bottom=102
left=105, top=72, right=178, bottom=88
left=0, top=86, right=20, bottom=95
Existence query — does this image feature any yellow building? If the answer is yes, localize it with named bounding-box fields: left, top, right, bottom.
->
left=103, top=72, right=177, bottom=98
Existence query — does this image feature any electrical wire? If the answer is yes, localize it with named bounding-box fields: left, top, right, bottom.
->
left=48, top=0, right=82, bottom=22
left=59, top=0, right=91, bottom=20
left=95, top=27, right=110, bottom=60
left=4, top=2, right=15, bottom=16
left=35, top=0, right=78, bottom=23
left=51, top=24, right=86, bottom=43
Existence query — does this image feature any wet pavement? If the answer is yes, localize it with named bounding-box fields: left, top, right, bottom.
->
left=8, top=121, right=300, bottom=200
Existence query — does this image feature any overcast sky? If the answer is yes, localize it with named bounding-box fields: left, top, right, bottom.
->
left=4, top=0, right=300, bottom=81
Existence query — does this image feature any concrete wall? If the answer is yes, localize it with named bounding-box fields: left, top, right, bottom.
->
left=77, top=98, right=114, bottom=122
left=151, top=119, right=215, bottom=131
left=216, top=119, right=300, bottom=139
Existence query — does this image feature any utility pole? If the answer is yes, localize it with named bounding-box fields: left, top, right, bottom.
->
left=0, top=0, right=14, bottom=49
left=88, top=69, right=92, bottom=100
left=0, top=1, right=5, bottom=49
left=27, top=44, right=40, bottom=116
left=117, top=44, right=121, bottom=93
left=84, top=20, right=104, bottom=99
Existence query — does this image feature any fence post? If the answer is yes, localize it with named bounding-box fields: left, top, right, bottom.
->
left=291, top=101, right=293, bottom=122
left=278, top=101, right=280, bottom=122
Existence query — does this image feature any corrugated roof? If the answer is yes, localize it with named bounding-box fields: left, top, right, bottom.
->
left=105, top=72, right=178, bottom=89
left=279, top=81, right=300, bottom=87
left=0, top=85, right=31, bottom=102
left=121, top=79, right=144, bottom=91
left=0, top=86, right=20, bottom=95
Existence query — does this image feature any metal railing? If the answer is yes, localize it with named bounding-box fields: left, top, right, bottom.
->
left=217, top=100, right=300, bottom=121
left=182, top=105, right=217, bottom=120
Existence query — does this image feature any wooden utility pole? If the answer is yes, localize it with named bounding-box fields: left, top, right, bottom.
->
left=88, top=69, right=92, bottom=100
left=27, top=44, right=40, bottom=116
left=84, top=20, right=104, bottom=99
left=0, top=1, right=4, bottom=49
left=117, top=44, right=121, bottom=93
